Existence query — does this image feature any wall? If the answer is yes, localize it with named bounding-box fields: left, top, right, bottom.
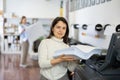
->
left=4, top=0, right=66, bottom=18
left=69, top=0, right=120, bottom=49
left=69, top=0, right=120, bottom=24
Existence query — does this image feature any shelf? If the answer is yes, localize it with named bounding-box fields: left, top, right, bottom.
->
left=1, top=18, right=21, bottom=53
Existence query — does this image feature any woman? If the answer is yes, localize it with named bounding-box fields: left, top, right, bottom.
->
left=18, top=16, right=29, bottom=68
left=38, top=17, right=78, bottom=80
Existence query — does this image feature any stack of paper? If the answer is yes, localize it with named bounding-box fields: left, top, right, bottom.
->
left=53, top=45, right=102, bottom=60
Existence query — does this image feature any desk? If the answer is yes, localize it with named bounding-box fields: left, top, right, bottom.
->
left=74, top=65, right=120, bottom=80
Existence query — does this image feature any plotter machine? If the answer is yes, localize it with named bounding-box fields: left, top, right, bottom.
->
left=73, top=32, right=120, bottom=80
left=86, top=32, right=120, bottom=76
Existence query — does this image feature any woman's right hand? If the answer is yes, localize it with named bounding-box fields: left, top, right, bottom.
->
left=58, top=54, right=76, bottom=62
left=51, top=54, right=76, bottom=66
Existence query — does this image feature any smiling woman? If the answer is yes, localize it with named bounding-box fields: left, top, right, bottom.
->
left=38, top=17, right=79, bottom=80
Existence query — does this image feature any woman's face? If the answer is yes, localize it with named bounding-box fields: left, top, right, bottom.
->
left=52, top=21, right=67, bottom=39
left=22, top=18, right=27, bottom=24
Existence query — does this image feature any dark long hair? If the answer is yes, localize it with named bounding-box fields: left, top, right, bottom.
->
left=47, top=17, right=69, bottom=44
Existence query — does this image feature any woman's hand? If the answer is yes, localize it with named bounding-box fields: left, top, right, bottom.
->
left=51, top=54, right=76, bottom=66
left=58, top=54, right=76, bottom=62
left=70, top=71, right=74, bottom=76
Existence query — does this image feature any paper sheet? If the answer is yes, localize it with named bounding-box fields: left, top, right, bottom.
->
left=53, top=45, right=102, bottom=60
left=71, top=45, right=97, bottom=53
left=26, top=21, right=47, bottom=43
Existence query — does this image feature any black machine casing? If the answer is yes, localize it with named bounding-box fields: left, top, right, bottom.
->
left=86, top=32, right=120, bottom=76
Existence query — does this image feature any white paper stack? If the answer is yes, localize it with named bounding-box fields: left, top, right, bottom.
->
left=53, top=45, right=102, bottom=60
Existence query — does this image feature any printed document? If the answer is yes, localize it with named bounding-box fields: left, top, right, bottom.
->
left=53, top=45, right=102, bottom=60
